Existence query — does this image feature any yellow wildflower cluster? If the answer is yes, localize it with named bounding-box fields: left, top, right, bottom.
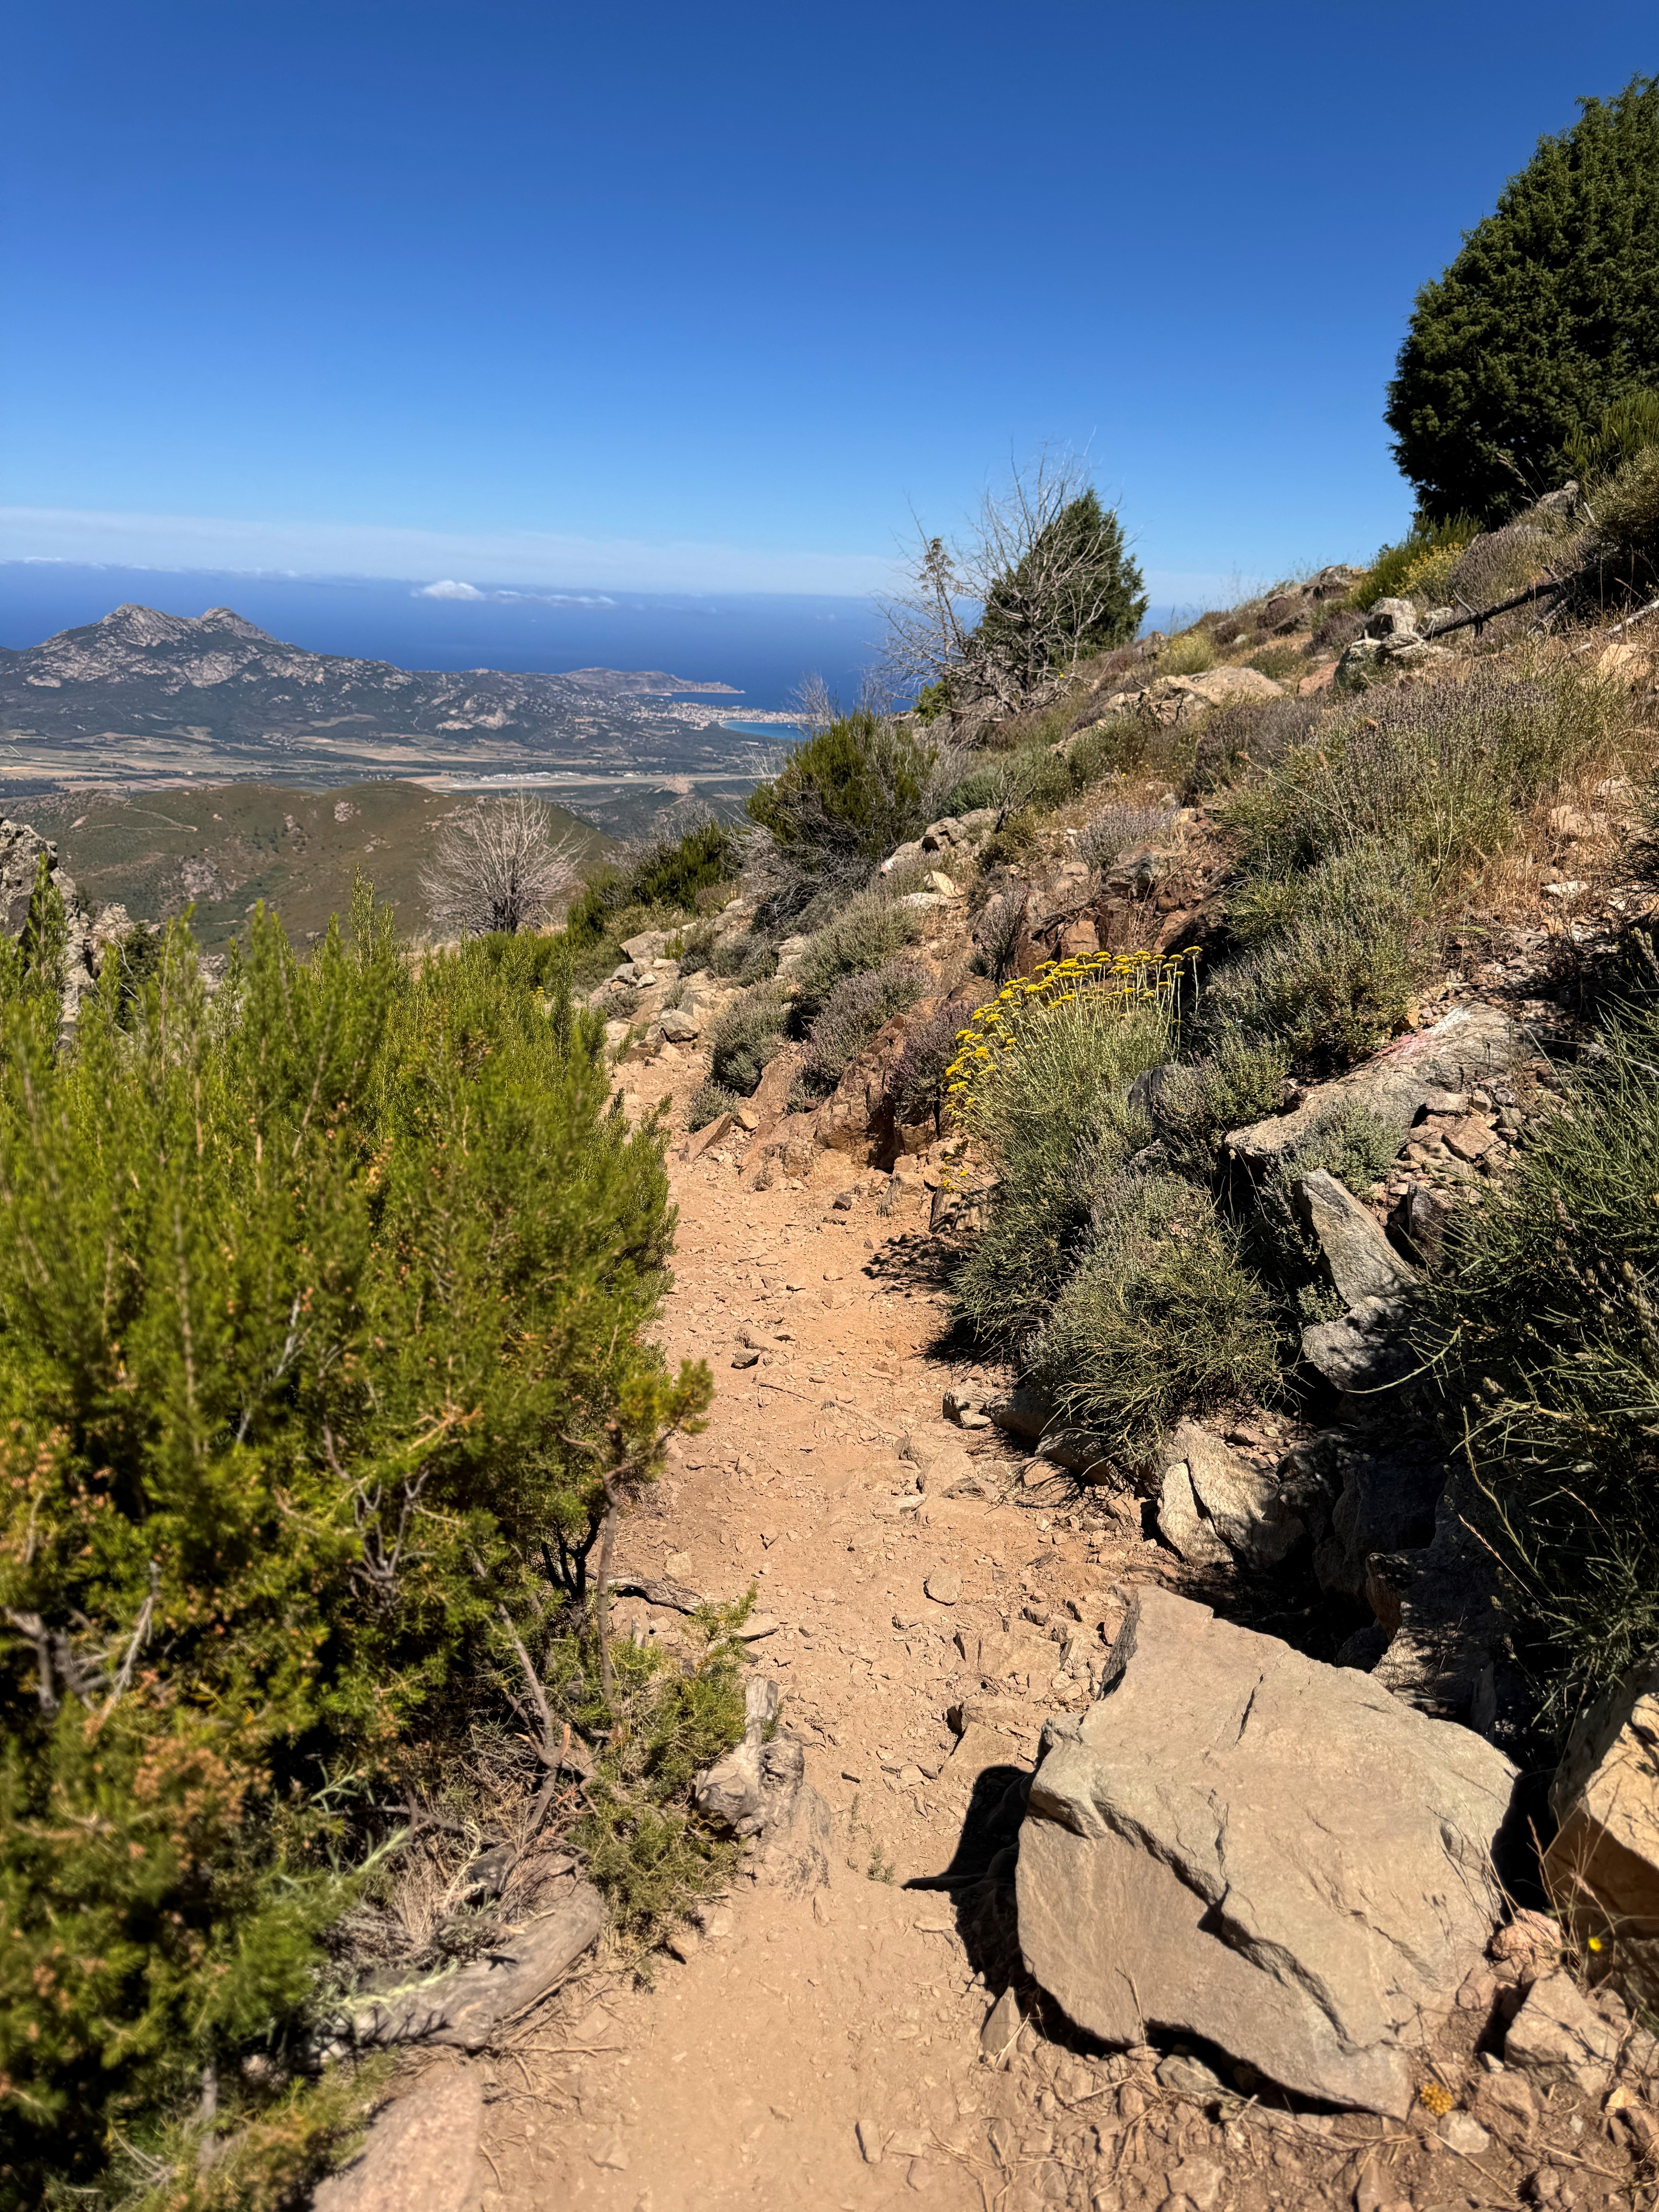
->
left=943, top=946, right=1199, bottom=1127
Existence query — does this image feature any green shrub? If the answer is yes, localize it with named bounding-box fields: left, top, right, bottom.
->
left=1594, top=441, right=1659, bottom=580
left=566, top=818, right=740, bottom=949
left=1246, top=644, right=1307, bottom=681
left=1222, top=663, right=1626, bottom=891
left=708, top=983, right=792, bottom=1096
left=1149, top=1030, right=1293, bottom=1178
left=1348, top=516, right=1481, bottom=610
left=0, top=894, right=709, bottom=2202
left=1386, top=75, right=1659, bottom=521
left=1410, top=1007, right=1659, bottom=1724
left=687, top=1079, right=741, bottom=1130
left=1030, top=1173, right=1281, bottom=1444
left=1157, top=627, right=1219, bottom=676
left=1567, top=383, right=1659, bottom=484
left=952, top=1005, right=1169, bottom=1353
left=803, top=959, right=929, bottom=1092
left=976, top=489, right=1147, bottom=690
left=745, top=712, right=938, bottom=881
left=793, top=890, right=923, bottom=1020
left=1197, top=844, right=1432, bottom=1075
left=1253, top=1104, right=1404, bottom=1285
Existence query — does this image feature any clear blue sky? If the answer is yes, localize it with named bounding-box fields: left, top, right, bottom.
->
left=3, top=2, right=1656, bottom=611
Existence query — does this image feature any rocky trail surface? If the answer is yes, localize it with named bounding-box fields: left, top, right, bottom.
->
left=370, top=1043, right=1656, bottom=2212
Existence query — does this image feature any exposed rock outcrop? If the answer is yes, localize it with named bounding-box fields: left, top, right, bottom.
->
left=0, top=815, right=140, bottom=1034
left=1226, top=1003, right=1515, bottom=1169
left=1017, top=1586, right=1516, bottom=2116
left=1545, top=1658, right=1659, bottom=2003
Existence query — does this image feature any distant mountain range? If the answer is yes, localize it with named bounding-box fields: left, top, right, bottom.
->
left=0, top=603, right=767, bottom=806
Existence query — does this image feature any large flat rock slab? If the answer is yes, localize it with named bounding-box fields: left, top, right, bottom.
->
left=1016, top=1586, right=1516, bottom=2116
left=1225, top=1003, right=1515, bottom=1168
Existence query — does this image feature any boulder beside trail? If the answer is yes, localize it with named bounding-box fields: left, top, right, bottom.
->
left=1544, top=1659, right=1659, bottom=2005
left=1225, top=1003, right=1515, bottom=1170
left=1016, top=1585, right=1516, bottom=2116
left=1154, top=1419, right=1305, bottom=1568
left=313, top=2064, right=482, bottom=2212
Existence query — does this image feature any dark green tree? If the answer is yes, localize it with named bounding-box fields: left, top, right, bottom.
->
left=1386, top=76, right=1659, bottom=521
left=976, top=488, right=1147, bottom=691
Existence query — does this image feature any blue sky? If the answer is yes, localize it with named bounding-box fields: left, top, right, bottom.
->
left=3, top=2, right=1656, bottom=617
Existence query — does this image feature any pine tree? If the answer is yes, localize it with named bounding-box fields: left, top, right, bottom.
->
left=975, top=489, right=1147, bottom=694
left=1386, top=75, right=1659, bottom=520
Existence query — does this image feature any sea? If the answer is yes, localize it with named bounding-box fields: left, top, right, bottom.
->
left=0, top=562, right=879, bottom=717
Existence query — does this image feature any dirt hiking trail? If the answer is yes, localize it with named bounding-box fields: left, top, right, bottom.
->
left=447, top=1055, right=1637, bottom=2212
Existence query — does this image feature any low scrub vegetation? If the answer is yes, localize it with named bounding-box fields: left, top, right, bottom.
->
left=1030, top=1173, right=1281, bottom=1440
left=1412, top=1009, right=1659, bottom=1721
left=0, top=885, right=729, bottom=2204
left=802, top=957, right=929, bottom=1092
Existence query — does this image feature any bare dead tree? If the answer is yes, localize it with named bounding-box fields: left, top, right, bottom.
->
left=881, top=448, right=1144, bottom=720
left=419, top=793, right=584, bottom=938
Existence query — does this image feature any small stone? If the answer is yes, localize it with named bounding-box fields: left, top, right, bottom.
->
left=1504, top=1972, right=1620, bottom=2097
left=924, top=1568, right=962, bottom=1605
left=1438, top=2110, right=1490, bottom=2154
left=592, top=2135, right=630, bottom=2170
left=1422, top=1089, right=1469, bottom=1116
left=1443, top=1116, right=1496, bottom=1161
left=906, top=2158, right=934, bottom=2191
left=732, top=1348, right=760, bottom=1368
left=979, top=1984, right=1023, bottom=2059
left=1166, top=2158, right=1223, bottom=2209
left=1155, top=2051, right=1226, bottom=2100
left=856, top=2116, right=885, bottom=2164
left=665, top=1550, right=693, bottom=1578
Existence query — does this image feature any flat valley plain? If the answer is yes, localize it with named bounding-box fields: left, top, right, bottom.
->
left=1, top=600, right=780, bottom=940
left=24, top=781, right=612, bottom=951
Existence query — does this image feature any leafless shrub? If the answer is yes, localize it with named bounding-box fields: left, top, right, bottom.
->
left=1078, top=802, right=1179, bottom=872
left=420, top=794, right=584, bottom=937
left=972, top=888, right=1029, bottom=983
left=881, top=448, right=1141, bottom=720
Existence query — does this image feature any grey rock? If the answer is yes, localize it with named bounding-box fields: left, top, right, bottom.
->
left=1368, top=1462, right=1516, bottom=1733
left=979, top=1984, right=1025, bottom=2060
left=313, top=2065, right=482, bottom=2212
left=1156, top=1457, right=1231, bottom=1568
left=1301, top=1296, right=1412, bottom=1391
left=1228, top=1004, right=1515, bottom=1170
left=1365, top=598, right=1421, bottom=639
left=1439, top=2111, right=1491, bottom=2155
left=1293, top=1171, right=1418, bottom=1308
left=351, top=1885, right=607, bottom=2049
left=1034, top=1427, right=1118, bottom=1481
left=694, top=1678, right=782, bottom=1829
left=694, top=1678, right=827, bottom=1889
left=1155, top=2052, right=1228, bottom=2101
left=1156, top=1419, right=1306, bottom=1568
left=1334, top=636, right=1388, bottom=691
left=925, top=1568, right=962, bottom=1605
left=1503, top=1973, right=1620, bottom=2098
left=1016, top=1585, right=1515, bottom=2116
left=655, top=1007, right=701, bottom=1043
left=1544, top=1657, right=1659, bottom=2003
left=1292, top=1431, right=1445, bottom=1604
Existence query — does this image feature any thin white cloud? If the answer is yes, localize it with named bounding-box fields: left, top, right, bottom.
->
left=416, top=578, right=485, bottom=600
left=0, top=505, right=899, bottom=597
